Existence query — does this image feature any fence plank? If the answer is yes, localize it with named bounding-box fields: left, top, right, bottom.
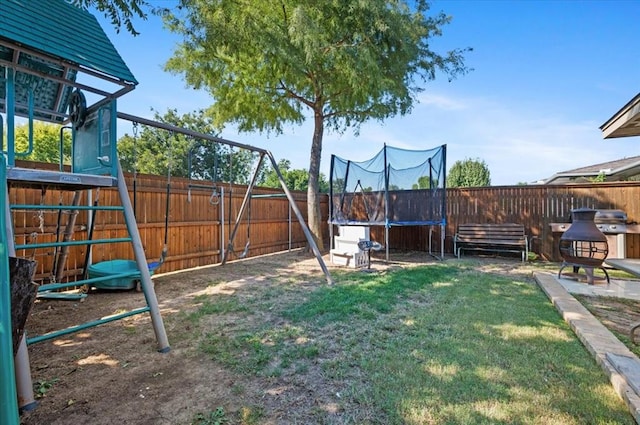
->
left=10, top=161, right=640, bottom=282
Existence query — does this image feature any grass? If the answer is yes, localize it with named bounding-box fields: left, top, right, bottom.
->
left=190, top=261, right=634, bottom=424
left=34, top=377, right=59, bottom=399
left=191, top=407, right=229, bottom=425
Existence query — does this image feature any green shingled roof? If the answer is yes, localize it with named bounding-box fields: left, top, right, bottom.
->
left=0, top=0, right=137, bottom=84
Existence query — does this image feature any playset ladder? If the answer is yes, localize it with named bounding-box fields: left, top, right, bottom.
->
left=4, top=161, right=170, bottom=412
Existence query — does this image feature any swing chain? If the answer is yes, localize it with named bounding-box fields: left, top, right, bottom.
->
left=36, top=188, right=46, bottom=233
left=209, top=143, right=220, bottom=205
left=132, top=122, right=139, bottom=176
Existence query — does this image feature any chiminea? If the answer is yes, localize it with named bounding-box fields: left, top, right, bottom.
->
left=558, top=208, right=610, bottom=285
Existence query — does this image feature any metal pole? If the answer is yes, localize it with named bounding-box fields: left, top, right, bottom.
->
left=220, top=187, right=225, bottom=263
left=117, top=112, right=268, bottom=155
left=441, top=223, right=445, bottom=259
left=117, top=112, right=332, bottom=283
left=266, top=151, right=333, bottom=285
left=383, top=144, right=390, bottom=262
left=288, top=203, right=292, bottom=252
left=385, top=226, right=389, bottom=261
left=116, top=162, right=170, bottom=352
left=221, top=153, right=265, bottom=265
left=328, top=156, right=334, bottom=251
left=1, top=156, right=19, bottom=425
left=6, top=69, right=16, bottom=167
left=5, top=177, right=36, bottom=413
left=442, top=145, right=447, bottom=260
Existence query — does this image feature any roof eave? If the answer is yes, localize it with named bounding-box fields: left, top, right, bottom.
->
left=544, top=161, right=640, bottom=184
left=544, top=172, right=599, bottom=185
left=600, top=93, right=640, bottom=139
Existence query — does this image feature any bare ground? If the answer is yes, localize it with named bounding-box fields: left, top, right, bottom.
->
left=15, top=251, right=638, bottom=425
left=21, top=250, right=386, bottom=425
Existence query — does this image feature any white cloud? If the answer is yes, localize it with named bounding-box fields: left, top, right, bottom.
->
left=316, top=90, right=640, bottom=186
left=415, top=92, right=469, bottom=111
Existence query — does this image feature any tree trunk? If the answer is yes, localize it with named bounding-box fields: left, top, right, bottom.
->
left=307, top=112, right=324, bottom=251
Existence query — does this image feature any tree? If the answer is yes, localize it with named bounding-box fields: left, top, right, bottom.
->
left=447, top=158, right=491, bottom=188
left=260, top=159, right=329, bottom=192
left=117, top=109, right=258, bottom=184
left=70, top=0, right=148, bottom=35
left=412, top=176, right=439, bottom=190
left=12, top=122, right=72, bottom=165
left=162, top=0, right=470, bottom=250
left=589, top=172, right=607, bottom=183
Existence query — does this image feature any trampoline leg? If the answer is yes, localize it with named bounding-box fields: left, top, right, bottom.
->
left=441, top=224, right=445, bottom=260
left=385, top=226, right=389, bottom=262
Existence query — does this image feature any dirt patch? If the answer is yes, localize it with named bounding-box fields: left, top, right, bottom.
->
left=15, top=252, right=636, bottom=424
left=19, top=250, right=407, bottom=425
left=574, top=293, right=640, bottom=353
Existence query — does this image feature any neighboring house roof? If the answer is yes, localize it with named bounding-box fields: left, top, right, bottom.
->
left=542, top=155, right=640, bottom=184
left=0, top=0, right=137, bottom=84
left=600, top=92, right=640, bottom=139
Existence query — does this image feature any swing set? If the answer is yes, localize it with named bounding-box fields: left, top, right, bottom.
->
left=130, top=122, right=170, bottom=272
left=87, top=122, right=173, bottom=291
left=117, top=111, right=330, bottom=280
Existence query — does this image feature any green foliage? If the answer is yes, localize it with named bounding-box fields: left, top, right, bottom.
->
left=412, top=175, right=438, bottom=189
left=163, top=0, right=470, bottom=245
left=259, top=159, right=329, bottom=192
left=164, top=1, right=469, bottom=134
left=11, top=122, right=72, bottom=165
left=71, top=0, right=148, bottom=35
left=447, top=157, right=491, bottom=188
left=34, top=378, right=59, bottom=399
left=192, top=407, right=229, bottom=425
left=117, top=109, right=258, bottom=184
left=589, top=172, right=607, bottom=183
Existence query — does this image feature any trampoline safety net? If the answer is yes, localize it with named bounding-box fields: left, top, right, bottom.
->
left=329, top=144, right=446, bottom=227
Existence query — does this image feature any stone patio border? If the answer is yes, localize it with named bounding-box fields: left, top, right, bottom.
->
left=535, top=272, right=640, bottom=423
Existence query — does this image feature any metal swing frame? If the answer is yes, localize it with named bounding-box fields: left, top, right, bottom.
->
left=116, top=111, right=333, bottom=285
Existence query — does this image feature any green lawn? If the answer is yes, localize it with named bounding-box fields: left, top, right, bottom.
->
left=190, top=261, right=634, bottom=424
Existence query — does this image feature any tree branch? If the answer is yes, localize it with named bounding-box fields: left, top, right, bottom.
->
left=277, top=79, right=315, bottom=109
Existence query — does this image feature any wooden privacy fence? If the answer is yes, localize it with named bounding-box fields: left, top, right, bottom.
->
left=449, top=183, right=640, bottom=261
left=9, top=160, right=640, bottom=283
left=8, top=161, right=328, bottom=283
left=371, top=182, right=640, bottom=261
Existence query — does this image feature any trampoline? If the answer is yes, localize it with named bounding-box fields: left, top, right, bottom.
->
left=329, top=144, right=447, bottom=259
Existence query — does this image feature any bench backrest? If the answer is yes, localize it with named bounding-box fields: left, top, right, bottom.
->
left=456, top=223, right=526, bottom=241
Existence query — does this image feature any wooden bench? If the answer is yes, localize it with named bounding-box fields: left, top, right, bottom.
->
left=454, top=223, right=528, bottom=262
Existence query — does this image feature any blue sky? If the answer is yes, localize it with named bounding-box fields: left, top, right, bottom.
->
left=96, top=0, right=640, bottom=186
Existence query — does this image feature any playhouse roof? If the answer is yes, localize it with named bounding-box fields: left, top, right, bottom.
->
left=0, top=0, right=137, bottom=84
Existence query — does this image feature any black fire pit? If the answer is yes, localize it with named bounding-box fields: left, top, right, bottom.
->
left=558, top=208, right=610, bottom=285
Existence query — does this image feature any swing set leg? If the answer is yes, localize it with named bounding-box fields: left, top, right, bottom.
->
left=117, top=163, right=170, bottom=353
